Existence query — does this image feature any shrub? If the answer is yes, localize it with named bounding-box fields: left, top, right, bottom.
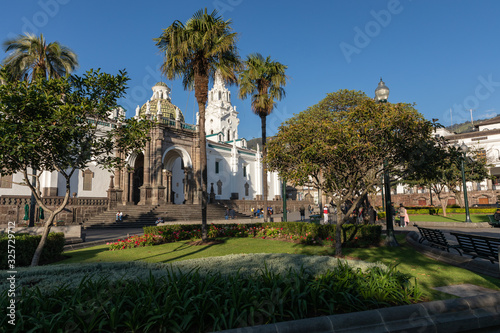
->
left=0, top=257, right=421, bottom=332
left=0, top=232, right=65, bottom=268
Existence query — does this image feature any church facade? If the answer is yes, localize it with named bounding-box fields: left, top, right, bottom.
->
left=0, top=72, right=283, bottom=205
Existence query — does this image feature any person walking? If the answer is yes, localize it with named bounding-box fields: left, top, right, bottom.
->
left=323, top=205, right=329, bottom=224
left=398, top=204, right=407, bottom=227
left=299, top=206, right=305, bottom=221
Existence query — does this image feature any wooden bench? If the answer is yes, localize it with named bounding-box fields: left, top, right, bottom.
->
left=487, top=215, right=500, bottom=227
left=450, top=232, right=500, bottom=264
left=414, top=224, right=462, bottom=255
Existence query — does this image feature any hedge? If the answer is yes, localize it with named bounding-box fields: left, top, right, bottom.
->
left=406, top=207, right=497, bottom=215
left=0, top=232, right=65, bottom=269
left=142, top=222, right=382, bottom=247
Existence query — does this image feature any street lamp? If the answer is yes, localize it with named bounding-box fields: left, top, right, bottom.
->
left=375, top=78, right=398, bottom=246
left=454, top=142, right=472, bottom=223
left=282, top=177, right=287, bottom=222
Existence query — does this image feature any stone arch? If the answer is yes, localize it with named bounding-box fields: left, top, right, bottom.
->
left=162, top=146, right=193, bottom=204
left=162, top=146, right=192, bottom=170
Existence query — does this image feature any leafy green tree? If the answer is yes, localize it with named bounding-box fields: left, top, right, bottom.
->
left=155, top=8, right=240, bottom=240
left=2, top=33, right=78, bottom=81
left=266, top=90, right=433, bottom=256
left=404, top=139, right=491, bottom=215
left=0, top=69, right=151, bottom=266
left=2, top=33, right=79, bottom=227
left=238, top=53, right=287, bottom=222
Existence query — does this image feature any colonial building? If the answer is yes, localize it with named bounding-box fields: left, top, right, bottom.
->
left=370, top=116, right=500, bottom=207
left=0, top=72, right=283, bottom=205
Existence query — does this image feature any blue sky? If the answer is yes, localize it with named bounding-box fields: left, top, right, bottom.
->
left=2, top=0, right=500, bottom=139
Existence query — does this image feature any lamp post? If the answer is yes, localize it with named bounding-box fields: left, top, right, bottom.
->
left=375, top=78, right=398, bottom=246
left=454, top=142, right=472, bottom=222
left=282, top=177, right=287, bottom=222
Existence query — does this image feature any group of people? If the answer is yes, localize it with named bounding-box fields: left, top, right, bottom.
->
left=250, top=207, right=272, bottom=218
left=225, top=207, right=236, bottom=220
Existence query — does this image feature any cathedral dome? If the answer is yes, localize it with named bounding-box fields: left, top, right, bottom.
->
left=138, top=82, right=185, bottom=122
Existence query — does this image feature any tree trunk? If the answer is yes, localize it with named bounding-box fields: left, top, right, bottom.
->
left=261, top=114, right=269, bottom=223
left=31, top=184, right=70, bottom=266
left=435, top=191, right=448, bottom=217
left=198, top=98, right=208, bottom=240
left=194, top=71, right=209, bottom=241
left=30, top=214, right=55, bottom=266
left=335, top=209, right=343, bottom=256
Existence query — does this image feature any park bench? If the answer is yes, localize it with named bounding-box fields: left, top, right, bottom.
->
left=450, top=232, right=500, bottom=264
left=309, top=214, right=320, bottom=224
left=487, top=215, right=500, bottom=227
left=414, top=224, right=462, bottom=255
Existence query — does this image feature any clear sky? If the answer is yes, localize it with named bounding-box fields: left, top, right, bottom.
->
left=2, top=0, right=500, bottom=139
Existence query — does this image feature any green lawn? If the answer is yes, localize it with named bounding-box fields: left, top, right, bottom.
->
left=406, top=213, right=489, bottom=223
left=61, top=235, right=500, bottom=300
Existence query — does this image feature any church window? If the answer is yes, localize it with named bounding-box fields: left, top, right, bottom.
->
left=0, top=174, right=12, bottom=188
left=218, top=91, right=221, bottom=100
left=82, top=169, right=94, bottom=191
left=244, top=182, right=249, bottom=196
left=243, top=165, right=247, bottom=177
left=215, top=161, right=220, bottom=174
left=227, top=130, right=230, bottom=141
left=217, top=180, right=222, bottom=195
left=211, top=130, right=214, bottom=134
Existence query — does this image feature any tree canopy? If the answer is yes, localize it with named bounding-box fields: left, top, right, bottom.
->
left=0, top=69, right=151, bottom=265
left=2, top=33, right=78, bottom=82
left=266, top=89, right=434, bottom=255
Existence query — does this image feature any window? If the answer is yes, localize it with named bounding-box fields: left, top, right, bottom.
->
left=245, top=182, right=249, bottom=196
left=0, top=174, right=12, bottom=188
left=227, top=130, right=230, bottom=141
left=243, top=165, right=247, bottom=177
left=82, top=169, right=94, bottom=191
left=215, top=161, right=220, bottom=174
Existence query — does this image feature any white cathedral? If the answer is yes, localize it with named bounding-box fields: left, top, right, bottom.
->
left=0, top=71, right=283, bottom=205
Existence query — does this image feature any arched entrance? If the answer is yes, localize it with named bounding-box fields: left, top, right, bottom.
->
left=163, top=146, right=194, bottom=205
left=132, top=153, right=144, bottom=204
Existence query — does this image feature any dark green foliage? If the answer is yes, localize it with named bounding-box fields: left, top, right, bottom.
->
left=143, top=222, right=382, bottom=247
left=0, top=233, right=64, bottom=268
left=0, top=262, right=422, bottom=332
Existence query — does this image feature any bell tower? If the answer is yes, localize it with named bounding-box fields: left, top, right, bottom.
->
left=205, top=70, right=239, bottom=141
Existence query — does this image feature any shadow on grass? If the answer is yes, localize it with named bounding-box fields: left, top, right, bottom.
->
left=140, top=238, right=228, bottom=263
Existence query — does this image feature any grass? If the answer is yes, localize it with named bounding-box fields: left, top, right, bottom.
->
left=407, top=213, right=490, bottom=223
left=60, top=235, right=500, bottom=301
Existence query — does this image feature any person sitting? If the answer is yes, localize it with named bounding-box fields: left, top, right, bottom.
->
left=155, top=217, right=164, bottom=225
left=494, top=209, right=500, bottom=221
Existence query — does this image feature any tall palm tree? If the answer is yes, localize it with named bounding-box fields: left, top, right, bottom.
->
left=155, top=8, right=240, bottom=240
left=2, top=32, right=78, bottom=81
left=238, top=53, right=287, bottom=222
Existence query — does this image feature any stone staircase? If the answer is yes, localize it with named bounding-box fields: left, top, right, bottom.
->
left=83, top=204, right=250, bottom=229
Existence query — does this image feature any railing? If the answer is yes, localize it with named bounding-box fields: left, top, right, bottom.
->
left=158, top=117, right=197, bottom=131
left=0, top=196, right=108, bottom=206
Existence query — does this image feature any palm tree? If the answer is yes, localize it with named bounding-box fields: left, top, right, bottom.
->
left=155, top=8, right=240, bottom=240
left=2, top=32, right=78, bottom=81
left=238, top=53, right=287, bottom=222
